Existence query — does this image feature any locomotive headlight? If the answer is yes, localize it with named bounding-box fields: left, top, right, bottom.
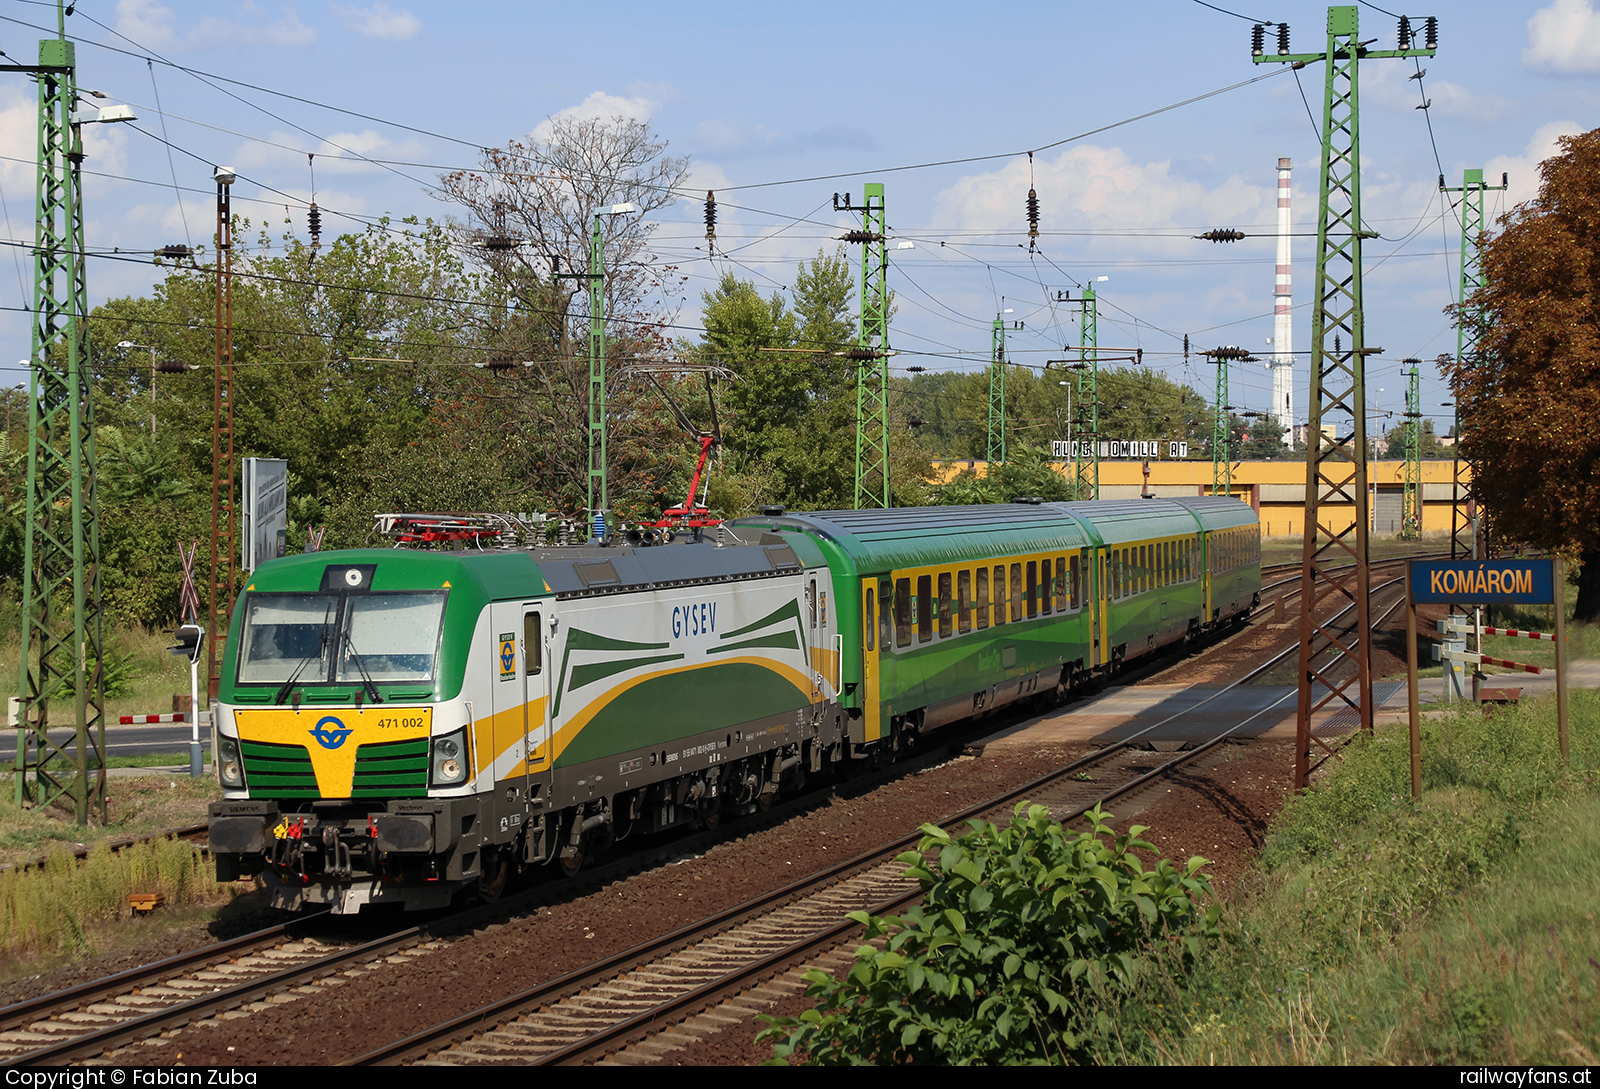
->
left=218, top=735, right=245, bottom=789
left=430, top=728, right=470, bottom=788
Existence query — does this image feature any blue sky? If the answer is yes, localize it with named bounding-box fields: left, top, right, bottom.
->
left=0, top=0, right=1592, bottom=438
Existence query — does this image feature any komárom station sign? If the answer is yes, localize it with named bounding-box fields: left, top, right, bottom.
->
left=1408, top=559, right=1554, bottom=605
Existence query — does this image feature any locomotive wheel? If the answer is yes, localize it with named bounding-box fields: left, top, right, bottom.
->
left=479, top=848, right=510, bottom=903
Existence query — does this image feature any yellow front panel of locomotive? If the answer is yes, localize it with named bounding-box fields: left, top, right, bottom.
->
left=235, top=707, right=433, bottom=799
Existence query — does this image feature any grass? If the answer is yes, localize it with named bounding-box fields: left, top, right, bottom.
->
left=0, top=772, right=219, bottom=867
left=1092, top=687, right=1600, bottom=1065
left=0, top=615, right=200, bottom=722
left=0, top=833, right=227, bottom=958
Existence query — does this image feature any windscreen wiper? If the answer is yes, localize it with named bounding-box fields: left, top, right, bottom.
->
left=274, top=603, right=334, bottom=705
left=341, top=630, right=384, bottom=704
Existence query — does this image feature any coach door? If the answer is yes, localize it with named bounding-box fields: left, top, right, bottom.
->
left=860, top=579, right=884, bottom=743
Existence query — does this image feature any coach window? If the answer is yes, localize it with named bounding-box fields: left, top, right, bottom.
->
left=524, top=612, right=542, bottom=675
left=994, top=565, right=1007, bottom=624
left=879, top=581, right=893, bottom=648
left=937, top=573, right=953, bottom=638
left=864, top=588, right=875, bottom=651
left=957, top=570, right=972, bottom=634
left=895, top=578, right=911, bottom=648
left=917, top=575, right=933, bottom=643
left=1053, top=556, right=1066, bottom=612
left=1070, top=554, right=1081, bottom=610
left=1009, top=563, right=1023, bottom=623
left=1026, top=561, right=1039, bottom=619
left=1039, top=559, right=1051, bottom=617
left=975, top=567, right=990, bottom=629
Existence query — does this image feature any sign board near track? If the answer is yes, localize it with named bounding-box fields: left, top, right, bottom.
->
left=1405, top=556, right=1568, bottom=801
left=1407, top=559, right=1555, bottom=604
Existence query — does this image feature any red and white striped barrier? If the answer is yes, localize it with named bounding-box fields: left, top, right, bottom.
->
left=1480, top=626, right=1557, bottom=642
left=1445, top=651, right=1545, bottom=675
left=118, top=712, right=212, bottom=725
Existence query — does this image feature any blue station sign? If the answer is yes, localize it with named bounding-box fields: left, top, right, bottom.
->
left=1409, top=559, right=1556, bottom=605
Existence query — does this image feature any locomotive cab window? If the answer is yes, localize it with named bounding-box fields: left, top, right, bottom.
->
left=237, top=589, right=447, bottom=687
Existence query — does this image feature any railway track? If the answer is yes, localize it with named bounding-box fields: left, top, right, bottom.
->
left=1, top=554, right=1426, bottom=1067
left=342, top=577, right=1417, bottom=1067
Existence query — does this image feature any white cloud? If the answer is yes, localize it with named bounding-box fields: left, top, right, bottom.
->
left=1485, top=120, right=1589, bottom=206
left=117, top=1, right=316, bottom=51
left=531, top=92, right=658, bottom=143
left=229, top=128, right=426, bottom=174
left=1525, top=0, right=1600, bottom=73
left=332, top=2, right=420, bottom=42
left=114, top=0, right=180, bottom=50
left=932, top=145, right=1271, bottom=255
left=0, top=85, right=36, bottom=194
left=1364, top=64, right=1514, bottom=123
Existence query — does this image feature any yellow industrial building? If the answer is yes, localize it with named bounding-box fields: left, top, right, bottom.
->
left=935, top=458, right=1469, bottom=539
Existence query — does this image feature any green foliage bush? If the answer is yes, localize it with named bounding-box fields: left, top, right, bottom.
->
left=758, top=804, right=1218, bottom=1065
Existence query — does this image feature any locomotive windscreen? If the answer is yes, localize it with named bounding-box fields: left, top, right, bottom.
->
left=236, top=590, right=447, bottom=686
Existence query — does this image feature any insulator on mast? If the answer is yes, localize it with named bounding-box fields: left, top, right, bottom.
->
left=1026, top=187, right=1040, bottom=251
left=840, top=229, right=884, bottom=244
left=307, top=202, right=321, bottom=265
left=1277, top=22, right=1290, bottom=54
left=704, top=190, right=717, bottom=253
left=1397, top=15, right=1411, bottom=48
left=1251, top=23, right=1265, bottom=55
left=1424, top=16, right=1437, bottom=49
left=1196, top=228, right=1246, bottom=242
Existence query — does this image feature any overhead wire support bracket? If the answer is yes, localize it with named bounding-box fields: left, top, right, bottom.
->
left=1252, top=5, right=1438, bottom=791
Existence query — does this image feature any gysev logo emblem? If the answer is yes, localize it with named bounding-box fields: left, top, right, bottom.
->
left=498, top=633, right=517, bottom=680
left=308, top=715, right=354, bottom=750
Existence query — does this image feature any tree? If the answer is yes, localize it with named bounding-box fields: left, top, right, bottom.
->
left=436, top=115, right=692, bottom=522
left=1447, top=129, right=1600, bottom=620
left=1238, top=414, right=1289, bottom=460
left=1381, top=417, right=1449, bottom=460
left=684, top=254, right=930, bottom=513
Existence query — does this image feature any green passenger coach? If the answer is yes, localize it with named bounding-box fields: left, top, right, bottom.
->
left=207, top=497, right=1259, bottom=913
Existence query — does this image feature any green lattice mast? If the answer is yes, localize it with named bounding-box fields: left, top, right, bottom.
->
left=1206, top=347, right=1245, bottom=496
left=1401, top=357, right=1421, bottom=539
left=844, top=184, right=890, bottom=509
left=1069, top=286, right=1099, bottom=500
left=1252, top=5, right=1436, bottom=789
left=986, top=314, right=1006, bottom=465
left=1441, top=167, right=1505, bottom=559
left=7, top=3, right=106, bottom=821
